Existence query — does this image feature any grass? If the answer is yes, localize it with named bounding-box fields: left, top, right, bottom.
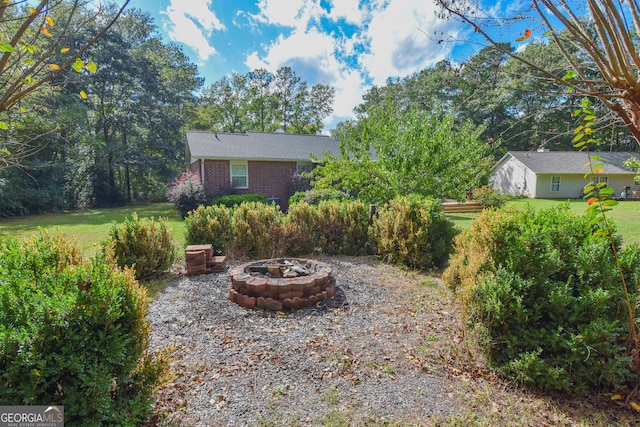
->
left=0, top=202, right=185, bottom=256
left=0, top=198, right=637, bottom=258
left=447, top=198, right=640, bottom=246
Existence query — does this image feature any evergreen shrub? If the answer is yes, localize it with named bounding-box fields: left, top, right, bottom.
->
left=184, top=204, right=233, bottom=254
left=288, top=188, right=352, bottom=206
left=286, top=200, right=368, bottom=255
left=166, top=171, right=207, bottom=218
left=443, top=205, right=640, bottom=393
left=102, top=213, right=176, bottom=280
left=0, top=232, right=166, bottom=425
left=211, top=193, right=268, bottom=208
left=370, top=195, right=457, bottom=269
left=229, top=202, right=285, bottom=259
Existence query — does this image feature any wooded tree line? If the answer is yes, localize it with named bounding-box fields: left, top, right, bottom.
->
left=2, top=1, right=638, bottom=215
left=344, top=41, right=636, bottom=156
left=189, top=66, right=335, bottom=135
left=0, top=2, right=335, bottom=216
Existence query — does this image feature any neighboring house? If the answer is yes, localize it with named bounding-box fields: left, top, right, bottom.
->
left=186, top=130, right=341, bottom=208
left=490, top=149, right=640, bottom=199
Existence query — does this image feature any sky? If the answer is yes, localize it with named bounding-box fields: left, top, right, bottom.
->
left=120, top=0, right=514, bottom=132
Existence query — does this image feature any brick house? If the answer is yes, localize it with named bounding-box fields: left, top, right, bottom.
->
left=186, top=131, right=341, bottom=209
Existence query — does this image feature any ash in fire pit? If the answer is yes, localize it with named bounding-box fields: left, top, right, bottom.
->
left=228, top=258, right=335, bottom=311
left=247, top=259, right=312, bottom=278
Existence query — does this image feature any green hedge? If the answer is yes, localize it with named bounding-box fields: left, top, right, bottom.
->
left=370, top=195, right=457, bottom=269
left=184, top=197, right=454, bottom=266
left=443, top=205, right=640, bottom=393
left=0, top=232, right=166, bottom=425
left=102, top=213, right=176, bottom=280
left=286, top=200, right=369, bottom=255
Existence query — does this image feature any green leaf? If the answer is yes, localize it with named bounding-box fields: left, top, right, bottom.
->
left=86, top=62, right=97, bottom=73
left=0, top=44, right=14, bottom=52
left=0, top=121, right=9, bottom=130
left=72, top=58, right=84, bottom=73
left=562, top=70, right=577, bottom=81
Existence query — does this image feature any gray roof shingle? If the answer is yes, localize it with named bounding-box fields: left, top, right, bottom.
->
left=187, top=131, right=341, bottom=162
left=505, top=151, right=640, bottom=174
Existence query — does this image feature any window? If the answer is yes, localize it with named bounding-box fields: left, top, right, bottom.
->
left=551, top=176, right=561, bottom=192
left=296, top=162, right=313, bottom=175
left=231, top=162, right=248, bottom=189
left=595, top=176, right=609, bottom=187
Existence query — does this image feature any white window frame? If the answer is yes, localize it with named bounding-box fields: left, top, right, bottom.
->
left=551, top=176, right=561, bottom=192
left=296, top=162, right=313, bottom=175
left=595, top=176, right=609, bottom=187
left=230, top=161, right=248, bottom=189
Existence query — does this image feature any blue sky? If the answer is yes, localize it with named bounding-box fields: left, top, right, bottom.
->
left=120, top=0, right=517, bottom=131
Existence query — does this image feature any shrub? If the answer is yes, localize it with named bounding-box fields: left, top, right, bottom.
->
left=166, top=171, right=207, bottom=218
left=370, top=195, right=457, bottom=269
left=443, top=205, right=640, bottom=393
left=102, top=213, right=176, bottom=280
left=211, top=193, right=268, bottom=208
left=0, top=232, right=166, bottom=425
left=184, top=204, right=233, bottom=254
left=285, top=200, right=369, bottom=255
left=472, top=185, right=508, bottom=208
left=288, top=188, right=352, bottom=206
left=282, top=202, right=316, bottom=254
left=229, top=202, right=285, bottom=259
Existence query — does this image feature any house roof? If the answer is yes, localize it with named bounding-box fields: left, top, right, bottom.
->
left=497, top=151, right=640, bottom=175
left=187, top=130, right=341, bottom=163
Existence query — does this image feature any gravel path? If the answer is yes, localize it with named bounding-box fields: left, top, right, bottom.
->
left=147, top=256, right=466, bottom=426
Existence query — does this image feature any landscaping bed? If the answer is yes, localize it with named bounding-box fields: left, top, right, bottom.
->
left=146, top=256, right=638, bottom=426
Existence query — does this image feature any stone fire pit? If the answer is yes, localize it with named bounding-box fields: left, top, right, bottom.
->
left=228, top=258, right=335, bottom=311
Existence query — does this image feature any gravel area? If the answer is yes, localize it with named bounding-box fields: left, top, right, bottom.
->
left=147, top=256, right=467, bottom=426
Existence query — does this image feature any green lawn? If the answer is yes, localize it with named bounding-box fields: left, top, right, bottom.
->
left=0, top=203, right=185, bottom=256
left=1, top=199, right=638, bottom=259
left=447, top=198, right=640, bottom=246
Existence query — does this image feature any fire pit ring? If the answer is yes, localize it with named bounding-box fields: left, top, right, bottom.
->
left=228, top=258, right=335, bottom=311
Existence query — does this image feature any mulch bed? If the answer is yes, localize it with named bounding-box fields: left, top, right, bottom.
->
left=145, top=256, right=638, bottom=426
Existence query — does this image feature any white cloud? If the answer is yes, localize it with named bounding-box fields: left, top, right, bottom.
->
left=244, top=0, right=462, bottom=129
left=326, top=0, right=363, bottom=23
left=359, top=0, right=457, bottom=84
left=161, top=0, right=225, bottom=62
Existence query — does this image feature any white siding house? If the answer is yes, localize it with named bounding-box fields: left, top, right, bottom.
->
left=489, top=150, right=640, bottom=199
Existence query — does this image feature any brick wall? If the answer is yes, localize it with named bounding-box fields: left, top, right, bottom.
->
left=249, top=161, right=296, bottom=209
left=189, top=160, right=201, bottom=181
left=202, top=160, right=231, bottom=196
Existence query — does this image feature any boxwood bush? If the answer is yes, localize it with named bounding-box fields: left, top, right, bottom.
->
left=370, top=195, right=457, bottom=269
left=229, top=201, right=285, bottom=259
left=184, top=204, right=234, bottom=254
left=211, top=193, right=268, bottom=208
left=102, top=213, right=176, bottom=280
left=286, top=200, right=368, bottom=255
left=443, top=205, right=640, bottom=393
left=0, top=232, right=166, bottom=425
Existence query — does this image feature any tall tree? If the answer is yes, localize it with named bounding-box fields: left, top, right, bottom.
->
left=436, top=0, right=640, bottom=146
left=314, top=99, right=493, bottom=204
left=196, top=66, right=335, bottom=134
left=246, top=68, right=275, bottom=132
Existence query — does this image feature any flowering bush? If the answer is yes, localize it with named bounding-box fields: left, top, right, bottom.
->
left=166, top=172, right=207, bottom=218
